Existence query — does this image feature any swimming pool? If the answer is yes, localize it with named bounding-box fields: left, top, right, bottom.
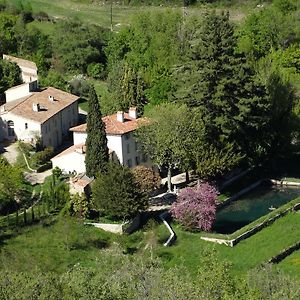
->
left=214, top=183, right=300, bottom=234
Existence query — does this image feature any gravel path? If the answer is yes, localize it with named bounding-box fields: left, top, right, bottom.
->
left=0, top=142, right=19, bottom=164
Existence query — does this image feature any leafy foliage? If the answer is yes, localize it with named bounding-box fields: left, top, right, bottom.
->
left=0, top=156, right=24, bottom=214
left=92, top=162, right=147, bottom=219
left=173, top=11, right=270, bottom=164
left=171, top=182, right=218, bottom=231
left=132, top=165, right=161, bottom=195
left=51, top=21, right=108, bottom=73
left=69, top=193, right=90, bottom=218
left=0, top=58, right=21, bottom=101
left=105, top=11, right=182, bottom=110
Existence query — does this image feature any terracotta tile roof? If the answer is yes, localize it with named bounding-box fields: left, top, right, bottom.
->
left=6, top=87, right=79, bottom=124
left=70, top=113, right=145, bottom=135
left=3, top=54, right=37, bottom=70
left=71, top=173, right=93, bottom=188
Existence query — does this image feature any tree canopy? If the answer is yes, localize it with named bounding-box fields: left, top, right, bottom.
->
left=92, top=162, right=147, bottom=219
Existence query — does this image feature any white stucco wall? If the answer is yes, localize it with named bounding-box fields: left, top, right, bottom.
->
left=121, top=133, right=144, bottom=168
left=73, top=132, right=87, bottom=145
left=51, top=151, right=86, bottom=174
left=0, top=112, right=41, bottom=142
left=107, top=134, right=123, bottom=164
left=0, top=101, right=78, bottom=148
left=5, top=81, right=38, bottom=102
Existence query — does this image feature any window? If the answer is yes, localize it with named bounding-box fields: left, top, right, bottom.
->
left=135, top=156, right=140, bottom=166
left=25, top=123, right=28, bottom=130
left=135, top=142, right=138, bottom=151
left=125, top=133, right=130, bottom=140
left=127, top=159, right=132, bottom=168
left=127, top=144, right=130, bottom=154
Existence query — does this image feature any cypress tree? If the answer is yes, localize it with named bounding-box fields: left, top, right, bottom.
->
left=85, top=87, right=109, bottom=177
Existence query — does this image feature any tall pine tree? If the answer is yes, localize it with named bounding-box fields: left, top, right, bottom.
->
left=173, top=11, right=269, bottom=163
left=85, top=87, right=109, bottom=177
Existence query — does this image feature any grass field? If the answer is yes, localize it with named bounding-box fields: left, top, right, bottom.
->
left=155, top=212, right=300, bottom=278
left=278, top=249, right=300, bottom=280
left=0, top=215, right=143, bottom=273
left=1, top=211, right=299, bottom=280
left=28, top=0, right=254, bottom=31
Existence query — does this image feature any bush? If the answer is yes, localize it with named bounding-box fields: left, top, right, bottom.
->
left=68, top=75, right=90, bottom=97
left=171, top=182, right=218, bottom=231
left=132, top=165, right=161, bottom=195
left=32, top=147, right=54, bottom=166
left=92, top=162, right=147, bottom=219
left=87, top=62, right=106, bottom=80
left=69, top=193, right=90, bottom=218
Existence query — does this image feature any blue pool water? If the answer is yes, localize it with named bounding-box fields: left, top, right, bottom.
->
left=214, top=184, right=300, bottom=234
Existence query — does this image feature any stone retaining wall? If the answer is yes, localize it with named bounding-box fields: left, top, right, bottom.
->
left=268, top=241, right=300, bottom=264
left=201, top=204, right=299, bottom=247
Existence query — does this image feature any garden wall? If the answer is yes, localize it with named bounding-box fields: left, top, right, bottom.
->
left=202, top=200, right=300, bottom=247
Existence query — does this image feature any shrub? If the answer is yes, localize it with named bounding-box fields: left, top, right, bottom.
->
left=171, top=182, right=218, bottom=231
left=69, top=193, right=90, bottom=218
left=68, top=74, right=90, bottom=97
left=87, top=62, right=106, bottom=80
left=132, top=165, right=161, bottom=195
left=32, top=147, right=54, bottom=166
left=92, top=162, right=147, bottom=219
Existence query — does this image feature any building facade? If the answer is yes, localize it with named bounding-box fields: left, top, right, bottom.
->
left=51, top=108, right=150, bottom=174
left=0, top=86, right=79, bottom=148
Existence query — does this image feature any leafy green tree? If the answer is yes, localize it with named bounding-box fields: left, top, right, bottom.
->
left=238, top=3, right=298, bottom=59
left=69, top=193, right=90, bottom=219
left=0, top=13, right=18, bottom=55
left=106, top=11, right=181, bottom=109
left=45, top=167, right=69, bottom=209
left=92, top=162, right=147, bottom=219
left=85, top=86, right=109, bottom=177
left=173, top=11, right=270, bottom=164
left=136, top=103, right=192, bottom=191
left=51, top=21, right=108, bottom=73
left=0, top=58, right=21, bottom=101
left=39, top=69, right=66, bottom=90
left=0, top=156, right=23, bottom=214
left=107, top=61, right=145, bottom=112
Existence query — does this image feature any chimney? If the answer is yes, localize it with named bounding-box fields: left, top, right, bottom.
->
left=32, top=103, right=40, bottom=112
left=117, top=111, right=124, bottom=123
left=129, top=107, right=137, bottom=119
left=48, top=95, right=54, bottom=102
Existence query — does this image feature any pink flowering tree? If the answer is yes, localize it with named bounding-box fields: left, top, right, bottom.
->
left=170, top=182, right=218, bottom=231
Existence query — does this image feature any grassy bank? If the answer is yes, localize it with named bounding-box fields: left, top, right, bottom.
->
left=1, top=211, right=299, bottom=280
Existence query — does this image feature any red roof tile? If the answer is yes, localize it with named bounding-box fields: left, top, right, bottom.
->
left=70, top=113, right=146, bottom=135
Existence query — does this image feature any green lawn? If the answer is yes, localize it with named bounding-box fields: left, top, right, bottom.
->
left=155, top=212, right=300, bottom=278
left=0, top=216, right=143, bottom=273
left=1, top=210, right=299, bottom=280
left=278, top=249, right=300, bottom=280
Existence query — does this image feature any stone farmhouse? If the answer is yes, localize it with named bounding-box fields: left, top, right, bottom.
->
left=51, top=108, right=149, bottom=174
left=3, top=54, right=38, bottom=83
left=0, top=82, right=79, bottom=148
left=0, top=55, right=79, bottom=149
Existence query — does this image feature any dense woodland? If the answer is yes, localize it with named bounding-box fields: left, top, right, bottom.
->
left=1, top=0, right=300, bottom=298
